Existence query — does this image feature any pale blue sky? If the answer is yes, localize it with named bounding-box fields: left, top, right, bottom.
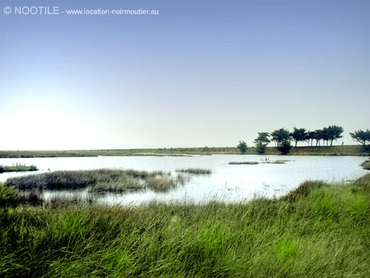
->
left=1, top=0, right=369, bottom=150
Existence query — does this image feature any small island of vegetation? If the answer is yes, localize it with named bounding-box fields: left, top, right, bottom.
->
left=0, top=164, right=38, bottom=173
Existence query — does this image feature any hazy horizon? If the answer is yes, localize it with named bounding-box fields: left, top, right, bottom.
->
left=1, top=0, right=369, bottom=150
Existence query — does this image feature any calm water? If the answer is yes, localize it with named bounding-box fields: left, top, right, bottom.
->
left=0, top=155, right=368, bottom=205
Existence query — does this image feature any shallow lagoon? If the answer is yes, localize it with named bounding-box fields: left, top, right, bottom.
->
left=0, top=155, right=367, bottom=205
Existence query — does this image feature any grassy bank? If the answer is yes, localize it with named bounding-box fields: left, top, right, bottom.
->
left=1, top=145, right=369, bottom=158
left=1, top=174, right=370, bottom=277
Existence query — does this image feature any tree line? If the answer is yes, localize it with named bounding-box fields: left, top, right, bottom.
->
left=237, top=127, right=370, bottom=155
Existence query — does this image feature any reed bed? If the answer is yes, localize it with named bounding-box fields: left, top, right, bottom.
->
left=1, top=173, right=370, bottom=277
left=4, top=169, right=187, bottom=206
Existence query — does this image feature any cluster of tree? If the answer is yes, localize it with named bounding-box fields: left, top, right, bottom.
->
left=350, top=129, right=370, bottom=149
left=238, top=127, right=369, bottom=155
left=253, top=126, right=344, bottom=154
left=252, top=129, right=291, bottom=155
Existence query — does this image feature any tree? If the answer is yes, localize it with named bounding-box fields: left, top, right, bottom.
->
left=291, top=127, right=307, bottom=147
left=324, top=125, right=344, bottom=146
left=277, top=140, right=292, bottom=155
left=313, top=129, right=324, bottom=146
left=254, top=132, right=270, bottom=145
left=254, top=132, right=270, bottom=154
left=350, top=129, right=370, bottom=148
left=321, top=127, right=331, bottom=146
left=271, top=128, right=291, bottom=146
left=256, top=142, right=267, bottom=154
left=307, top=131, right=316, bottom=146
left=237, top=141, right=247, bottom=154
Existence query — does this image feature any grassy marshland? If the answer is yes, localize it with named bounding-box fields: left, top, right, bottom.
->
left=1, top=174, right=370, bottom=277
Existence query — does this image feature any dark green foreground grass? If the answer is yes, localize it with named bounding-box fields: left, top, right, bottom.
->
left=1, top=174, right=370, bottom=277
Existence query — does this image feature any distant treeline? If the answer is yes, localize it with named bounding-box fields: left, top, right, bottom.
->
left=238, top=127, right=370, bottom=155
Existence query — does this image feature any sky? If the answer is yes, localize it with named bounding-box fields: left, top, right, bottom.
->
left=0, top=0, right=369, bottom=150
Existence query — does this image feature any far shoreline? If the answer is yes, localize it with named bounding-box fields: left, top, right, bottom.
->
left=0, top=145, right=369, bottom=158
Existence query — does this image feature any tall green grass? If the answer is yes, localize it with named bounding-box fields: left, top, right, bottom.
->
left=1, top=174, right=370, bottom=277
